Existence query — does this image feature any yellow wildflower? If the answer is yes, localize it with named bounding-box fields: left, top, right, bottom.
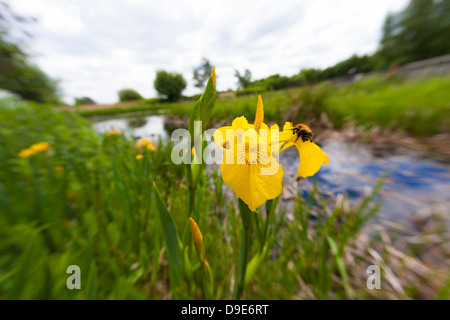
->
left=30, top=142, right=51, bottom=153
left=106, top=129, right=122, bottom=136
left=136, top=154, right=144, bottom=160
left=55, top=166, right=64, bottom=172
left=18, top=148, right=36, bottom=158
left=135, top=138, right=155, bottom=151
left=213, top=96, right=283, bottom=212
left=18, top=142, right=51, bottom=158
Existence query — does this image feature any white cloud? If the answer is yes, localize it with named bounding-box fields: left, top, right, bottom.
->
left=7, top=0, right=409, bottom=104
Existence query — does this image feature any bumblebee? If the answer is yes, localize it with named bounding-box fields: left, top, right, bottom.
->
left=292, top=124, right=313, bottom=143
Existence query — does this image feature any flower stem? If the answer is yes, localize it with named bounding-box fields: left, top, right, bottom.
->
left=261, top=199, right=273, bottom=252
left=234, top=198, right=253, bottom=300
left=186, top=163, right=195, bottom=217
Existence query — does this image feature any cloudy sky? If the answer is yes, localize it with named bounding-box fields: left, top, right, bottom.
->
left=8, top=0, right=409, bottom=104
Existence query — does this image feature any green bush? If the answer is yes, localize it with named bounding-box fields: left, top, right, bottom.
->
left=153, top=70, right=187, bottom=102
left=74, top=97, right=96, bottom=106
left=118, top=89, right=143, bottom=102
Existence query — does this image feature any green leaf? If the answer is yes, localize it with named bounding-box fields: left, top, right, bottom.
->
left=326, top=236, right=353, bottom=298
left=245, top=242, right=270, bottom=285
left=153, top=182, right=182, bottom=289
left=188, top=69, right=216, bottom=139
left=188, top=100, right=202, bottom=142
left=200, top=73, right=217, bottom=131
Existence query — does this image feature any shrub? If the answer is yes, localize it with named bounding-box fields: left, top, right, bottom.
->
left=118, top=89, right=143, bottom=102
left=74, top=97, right=96, bottom=106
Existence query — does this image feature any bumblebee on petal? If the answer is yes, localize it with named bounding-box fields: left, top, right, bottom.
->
left=278, top=122, right=329, bottom=178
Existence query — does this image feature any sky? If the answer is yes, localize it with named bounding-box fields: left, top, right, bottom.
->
left=7, top=0, right=409, bottom=104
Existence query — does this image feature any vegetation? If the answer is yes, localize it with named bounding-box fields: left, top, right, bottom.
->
left=74, top=97, right=96, bottom=106
left=0, top=94, right=447, bottom=299
left=241, top=0, right=450, bottom=92
left=73, top=75, right=450, bottom=137
left=0, top=2, right=61, bottom=104
left=376, top=0, right=450, bottom=68
left=118, top=89, right=143, bottom=102
left=154, top=70, right=187, bottom=102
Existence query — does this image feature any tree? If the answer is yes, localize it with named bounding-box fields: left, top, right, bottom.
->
left=193, top=57, right=213, bottom=89
left=235, top=69, right=252, bottom=89
left=153, top=70, right=186, bottom=102
left=0, top=2, right=61, bottom=104
left=117, top=89, right=143, bottom=102
left=376, top=0, right=450, bottom=68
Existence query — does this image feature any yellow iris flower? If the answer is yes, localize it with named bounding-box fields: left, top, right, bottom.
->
left=213, top=95, right=329, bottom=212
left=213, top=96, right=283, bottom=212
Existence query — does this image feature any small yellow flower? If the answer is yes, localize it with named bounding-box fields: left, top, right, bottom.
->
left=18, top=142, right=51, bottom=158
left=18, top=148, right=36, bottom=158
left=136, top=154, right=144, bottom=160
left=106, top=129, right=122, bottom=136
left=30, top=142, right=51, bottom=153
left=189, top=217, right=205, bottom=264
left=135, top=138, right=155, bottom=151
left=55, top=166, right=64, bottom=172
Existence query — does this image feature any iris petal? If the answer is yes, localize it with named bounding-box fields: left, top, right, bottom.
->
left=295, top=141, right=329, bottom=178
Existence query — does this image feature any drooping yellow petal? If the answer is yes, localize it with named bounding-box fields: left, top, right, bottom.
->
left=295, top=141, right=329, bottom=178
left=254, top=95, right=264, bottom=130
left=220, top=157, right=283, bottom=212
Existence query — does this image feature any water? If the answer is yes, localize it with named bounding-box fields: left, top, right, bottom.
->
left=92, top=115, right=168, bottom=141
left=280, top=141, right=450, bottom=222
left=91, top=114, right=450, bottom=223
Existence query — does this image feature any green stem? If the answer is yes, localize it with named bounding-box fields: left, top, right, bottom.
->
left=254, top=213, right=262, bottom=245
left=234, top=199, right=253, bottom=300
left=186, top=164, right=196, bottom=218
left=261, top=199, right=273, bottom=252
